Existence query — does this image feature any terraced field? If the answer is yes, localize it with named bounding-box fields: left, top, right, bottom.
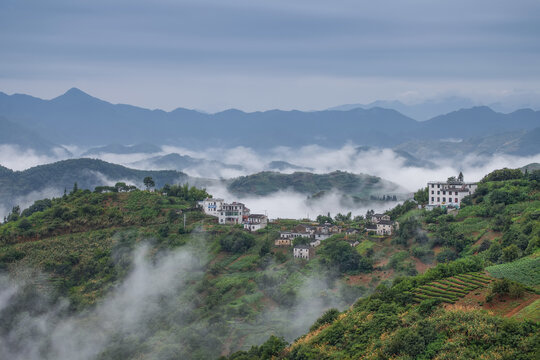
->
left=412, top=272, right=492, bottom=304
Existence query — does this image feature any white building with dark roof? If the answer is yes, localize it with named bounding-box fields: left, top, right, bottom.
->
left=243, top=214, right=268, bottom=231
left=293, top=245, right=314, bottom=260
left=427, top=180, right=477, bottom=208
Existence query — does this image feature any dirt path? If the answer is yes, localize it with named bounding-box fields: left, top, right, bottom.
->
left=504, top=294, right=540, bottom=318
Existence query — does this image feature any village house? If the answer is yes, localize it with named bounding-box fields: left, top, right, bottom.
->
left=376, top=220, right=397, bottom=236
left=371, top=214, right=390, bottom=223
left=293, top=244, right=315, bottom=260
left=243, top=214, right=268, bottom=231
left=293, top=224, right=315, bottom=235
left=309, top=239, right=321, bottom=247
left=365, top=224, right=377, bottom=233
left=200, top=198, right=225, bottom=217
left=275, top=237, right=292, bottom=246
left=427, top=180, right=478, bottom=208
left=199, top=198, right=251, bottom=224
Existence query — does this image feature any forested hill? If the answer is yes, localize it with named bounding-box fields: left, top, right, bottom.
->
left=226, top=170, right=406, bottom=198
left=0, top=158, right=189, bottom=206
left=0, top=168, right=538, bottom=359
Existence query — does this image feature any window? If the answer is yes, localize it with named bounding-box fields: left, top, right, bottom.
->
left=455, top=191, right=458, bottom=195
left=437, top=184, right=440, bottom=188
left=443, top=197, right=446, bottom=202
left=449, top=198, right=452, bottom=202
left=431, top=184, right=434, bottom=188
left=437, top=197, right=440, bottom=202
left=431, top=190, right=434, bottom=194
left=431, top=197, right=434, bottom=202
left=443, top=191, right=446, bottom=195
left=437, top=191, right=440, bottom=195
left=455, top=198, right=458, bottom=202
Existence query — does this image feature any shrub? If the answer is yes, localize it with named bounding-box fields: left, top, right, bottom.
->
left=220, top=230, right=256, bottom=253
left=310, top=308, right=340, bottom=332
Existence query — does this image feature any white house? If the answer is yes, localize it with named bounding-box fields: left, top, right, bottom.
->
left=199, top=198, right=250, bottom=224
left=199, top=198, right=224, bottom=216
left=376, top=220, right=396, bottom=236
left=243, top=214, right=268, bottom=231
left=427, top=180, right=478, bottom=208
left=293, top=245, right=314, bottom=260
left=219, top=202, right=249, bottom=224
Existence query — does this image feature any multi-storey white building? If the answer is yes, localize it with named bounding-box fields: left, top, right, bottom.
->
left=200, top=198, right=224, bottom=216
left=293, top=245, right=314, bottom=260
left=199, top=198, right=249, bottom=224
left=427, top=181, right=478, bottom=208
left=243, top=214, right=268, bottom=231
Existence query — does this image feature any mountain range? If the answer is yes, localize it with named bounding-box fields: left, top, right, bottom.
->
left=1, top=88, right=539, bottom=151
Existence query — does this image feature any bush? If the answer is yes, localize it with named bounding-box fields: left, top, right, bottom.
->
left=486, top=279, right=525, bottom=302
left=220, top=230, right=256, bottom=253
left=310, top=308, right=340, bottom=331
left=436, top=248, right=457, bottom=263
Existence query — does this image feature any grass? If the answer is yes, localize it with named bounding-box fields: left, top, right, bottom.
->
left=486, top=254, right=540, bottom=287
left=514, top=299, right=540, bottom=323
left=355, top=239, right=375, bottom=255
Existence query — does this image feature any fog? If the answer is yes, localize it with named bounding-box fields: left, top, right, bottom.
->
left=0, top=238, right=207, bottom=360
left=1, top=142, right=539, bottom=220
left=0, top=233, right=362, bottom=359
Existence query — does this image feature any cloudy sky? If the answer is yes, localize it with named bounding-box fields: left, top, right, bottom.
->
left=1, top=0, right=539, bottom=112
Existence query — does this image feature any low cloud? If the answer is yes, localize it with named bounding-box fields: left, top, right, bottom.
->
left=0, top=240, right=207, bottom=360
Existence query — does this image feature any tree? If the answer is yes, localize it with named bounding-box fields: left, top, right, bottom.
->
left=413, top=187, right=428, bottom=205
left=501, top=244, right=519, bottom=262
left=457, top=171, right=464, bottom=183
left=143, top=176, right=155, bottom=190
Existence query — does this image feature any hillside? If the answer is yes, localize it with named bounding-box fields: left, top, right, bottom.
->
left=1, top=89, right=539, bottom=150
left=0, top=159, right=190, bottom=214
left=0, top=116, right=71, bottom=155
left=224, top=168, right=540, bottom=359
left=130, top=153, right=243, bottom=173
left=0, top=168, right=539, bottom=359
left=226, top=171, right=405, bottom=198
left=82, top=143, right=163, bottom=156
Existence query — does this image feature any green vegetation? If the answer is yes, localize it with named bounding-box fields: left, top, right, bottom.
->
left=227, top=170, right=403, bottom=200
left=486, top=254, right=540, bottom=287
left=411, top=272, right=491, bottom=304
left=2, top=167, right=540, bottom=359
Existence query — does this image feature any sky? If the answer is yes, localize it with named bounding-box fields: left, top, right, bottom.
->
left=1, top=0, right=540, bottom=112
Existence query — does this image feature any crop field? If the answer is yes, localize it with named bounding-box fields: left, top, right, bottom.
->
left=486, top=255, right=540, bottom=287
left=412, top=272, right=492, bottom=304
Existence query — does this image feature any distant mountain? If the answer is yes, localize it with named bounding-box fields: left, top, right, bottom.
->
left=0, top=89, right=539, bottom=151
left=0, top=159, right=190, bottom=211
left=130, top=153, right=243, bottom=173
left=82, top=143, right=162, bottom=156
left=0, top=116, right=71, bottom=156
left=395, top=126, right=540, bottom=160
left=416, top=107, right=539, bottom=139
left=328, top=96, right=476, bottom=121
left=226, top=170, right=406, bottom=199
left=266, top=161, right=313, bottom=172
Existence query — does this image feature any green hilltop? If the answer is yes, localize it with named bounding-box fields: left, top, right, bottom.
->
left=0, top=168, right=539, bottom=359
